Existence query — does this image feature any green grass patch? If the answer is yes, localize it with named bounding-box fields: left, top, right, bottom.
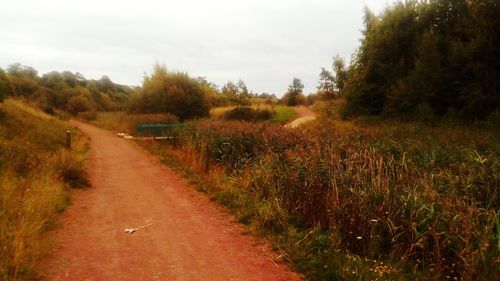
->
left=270, top=106, right=296, bottom=123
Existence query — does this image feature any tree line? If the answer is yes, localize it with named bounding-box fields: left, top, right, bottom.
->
left=0, top=63, right=284, bottom=120
left=0, top=63, right=132, bottom=115
left=340, top=0, right=499, bottom=120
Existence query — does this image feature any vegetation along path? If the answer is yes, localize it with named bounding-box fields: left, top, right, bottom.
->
left=42, top=121, right=301, bottom=281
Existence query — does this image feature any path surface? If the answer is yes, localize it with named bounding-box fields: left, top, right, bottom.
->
left=42, top=121, right=301, bottom=281
left=285, top=106, right=316, bottom=129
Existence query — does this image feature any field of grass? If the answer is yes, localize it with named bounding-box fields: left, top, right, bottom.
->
left=0, top=99, right=88, bottom=280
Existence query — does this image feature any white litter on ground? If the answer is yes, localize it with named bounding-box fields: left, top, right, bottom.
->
left=117, top=132, right=134, bottom=139
left=124, top=223, right=153, bottom=234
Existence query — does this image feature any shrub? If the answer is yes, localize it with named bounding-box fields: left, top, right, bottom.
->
left=41, top=103, right=55, bottom=115
left=57, top=153, right=90, bottom=188
left=77, top=111, right=97, bottom=121
left=66, top=95, right=94, bottom=115
left=224, top=106, right=274, bottom=122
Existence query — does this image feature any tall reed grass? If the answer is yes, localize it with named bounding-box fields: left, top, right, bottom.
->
left=153, top=119, right=498, bottom=280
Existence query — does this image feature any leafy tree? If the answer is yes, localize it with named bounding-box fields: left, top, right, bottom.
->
left=96, top=75, right=115, bottom=93
left=343, top=0, right=498, bottom=120
left=284, top=78, right=304, bottom=106
left=41, top=71, right=65, bottom=90
left=75, top=72, right=86, bottom=85
left=235, top=79, right=251, bottom=107
left=197, top=77, right=219, bottom=107
left=332, top=55, right=347, bottom=95
left=7, top=63, right=38, bottom=78
left=66, top=94, right=94, bottom=115
left=318, top=55, right=348, bottom=100
left=129, top=64, right=209, bottom=120
left=221, top=81, right=238, bottom=102
left=61, top=71, right=78, bottom=87
left=99, top=93, right=119, bottom=111
left=219, top=80, right=252, bottom=107
left=344, top=2, right=420, bottom=116
left=317, top=68, right=335, bottom=99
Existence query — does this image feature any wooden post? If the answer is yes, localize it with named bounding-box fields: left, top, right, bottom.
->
left=66, top=130, right=72, bottom=149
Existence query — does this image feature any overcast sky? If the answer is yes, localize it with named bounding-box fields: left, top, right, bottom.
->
left=0, top=0, right=396, bottom=95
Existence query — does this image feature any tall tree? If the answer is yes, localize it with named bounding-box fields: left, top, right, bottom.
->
left=286, top=78, right=304, bottom=106
left=41, top=71, right=65, bottom=90
left=317, top=68, right=335, bottom=99
left=343, top=0, right=499, bottom=119
left=221, top=81, right=239, bottom=105
left=221, top=80, right=251, bottom=107
left=235, top=79, right=251, bottom=107
left=332, top=55, right=347, bottom=95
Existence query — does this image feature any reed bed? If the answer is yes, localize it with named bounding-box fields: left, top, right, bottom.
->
left=154, top=119, right=498, bottom=280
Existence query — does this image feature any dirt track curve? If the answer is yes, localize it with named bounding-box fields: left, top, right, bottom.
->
left=42, top=121, right=301, bottom=281
left=285, top=106, right=316, bottom=129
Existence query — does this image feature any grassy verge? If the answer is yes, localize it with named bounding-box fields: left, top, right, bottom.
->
left=0, top=99, right=89, bottom=281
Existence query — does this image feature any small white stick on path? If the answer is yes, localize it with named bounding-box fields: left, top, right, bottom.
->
left=124, top=223, right=153, bottom=234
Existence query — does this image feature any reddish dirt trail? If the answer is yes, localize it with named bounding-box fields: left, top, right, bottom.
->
left=285, top=106, right=316, bottom=129
left=42, top=121, right=301, bottom=281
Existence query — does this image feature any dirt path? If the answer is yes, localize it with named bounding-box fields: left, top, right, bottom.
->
left=285, top=106, right=316, bottom=129
left=42, top=121, right=301, bottom=281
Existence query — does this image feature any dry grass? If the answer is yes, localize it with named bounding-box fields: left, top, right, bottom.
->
left=0, top=99, right=88, bottom=280
left=210, top=106, right=236, bottom=118
left=7, top=99, right=54, bottom=121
